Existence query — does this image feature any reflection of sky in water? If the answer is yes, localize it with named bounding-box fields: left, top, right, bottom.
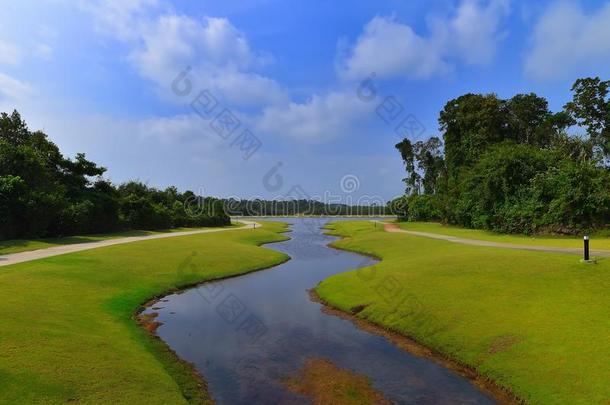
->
left=146, top=218, right=496, bottom=404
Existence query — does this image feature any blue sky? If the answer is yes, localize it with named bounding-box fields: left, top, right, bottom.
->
left=1, top=0, right=610, bottom=203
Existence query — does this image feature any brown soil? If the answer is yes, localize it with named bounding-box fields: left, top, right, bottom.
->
left=383, top=223, right=401, bottom=232
left=283, top=357, right=392, bottom=405
left=137, top=312, right=163, bottom=333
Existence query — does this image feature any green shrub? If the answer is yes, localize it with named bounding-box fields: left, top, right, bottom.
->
left=406, top=194, right=441, bottom=221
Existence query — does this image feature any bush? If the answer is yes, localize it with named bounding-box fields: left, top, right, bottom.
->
left=454, top=142, right=555, bottom=232
left=531, top=161, right=610, bottom=233
left=406, top=194, right=441, bottom=221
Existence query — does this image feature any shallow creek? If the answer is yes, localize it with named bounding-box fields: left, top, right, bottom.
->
left=143, top=218, right=496, bottom=404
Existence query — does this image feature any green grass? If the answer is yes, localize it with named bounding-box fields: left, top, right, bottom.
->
left=316, top=221, right=610, bottom=404
left=0, top=221, right=289, bottom=404
left=0, top=223, right=243, bottom=255
left=396, top=221, right=610, bottom=250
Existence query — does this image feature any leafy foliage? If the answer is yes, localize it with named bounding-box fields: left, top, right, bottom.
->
left=0, top=111, right=229, bottom=239
left=220, top=198, right=388, bottom=216
left=396, top=77, right=610, bottom=234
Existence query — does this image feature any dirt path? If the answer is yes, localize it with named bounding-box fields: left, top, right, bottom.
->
left=383, top=223, right=610, bottom=258
left=0, top=220, right=261, bottom=267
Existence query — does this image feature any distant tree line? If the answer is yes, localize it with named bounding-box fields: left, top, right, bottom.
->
left=0, top=111, right=229, bottom=240
left=394, top=77, right=610, bottom=235
left=221, top=198, right=389, bottom=216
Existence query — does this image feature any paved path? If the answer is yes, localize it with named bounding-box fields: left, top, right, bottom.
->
left=383, top=223, right=610, bottom=258
left=0, top=221, right=260, bottom=267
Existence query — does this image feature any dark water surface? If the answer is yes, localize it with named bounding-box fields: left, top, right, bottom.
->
left=145, top=218, right=495, bottom=404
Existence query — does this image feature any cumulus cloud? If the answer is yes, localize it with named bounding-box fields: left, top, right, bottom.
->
left=78, top=1, right=286, bottom=106
left=338, top=0, right=510, bottom=80
left=524, top=1, right=610, bottom=80
left=257, top=91, right=369, bottom=142
left=130, top=15, right=286, bottom=105
left=439, top=0, right=510, bottom=64
left=337, top=16, right=450, bottom=80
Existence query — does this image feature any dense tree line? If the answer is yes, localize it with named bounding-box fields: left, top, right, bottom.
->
left=221, top=198, right=388, bottom=216
left=0, top=111, right=229, bottom=240
left=395, top=77, right=610, bottom=235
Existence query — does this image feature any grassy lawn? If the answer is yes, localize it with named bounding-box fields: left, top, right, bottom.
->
left=0, top=223, right=243, bottom=255
left=0, top=221, right=289, bottom=404
left=395, top=221, right=610, bottom=250
left=316, top=221, right=610, bottom=404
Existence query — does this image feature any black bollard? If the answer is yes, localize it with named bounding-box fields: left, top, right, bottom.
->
left=584, top=235, right=590, bottom=261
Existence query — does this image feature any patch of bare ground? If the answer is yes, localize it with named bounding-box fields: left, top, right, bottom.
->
left=283, top=357, right=392, bottom=405
left=137, top=312, right=163, bottom=333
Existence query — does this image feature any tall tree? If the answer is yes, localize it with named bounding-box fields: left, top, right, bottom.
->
left=564, top=77, right=610, bottom=157
left=505, top=93, right=552, bottom=146
left=413, top=137, right=444, bottom=195
left=395, top=138, right=421, bottom=194
left=439, top=93, right=507, bottom=178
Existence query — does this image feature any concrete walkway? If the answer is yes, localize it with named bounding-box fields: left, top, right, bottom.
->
left=0, top=220, right=260, bottom=267
left=383, top=223, right=610, bottom=258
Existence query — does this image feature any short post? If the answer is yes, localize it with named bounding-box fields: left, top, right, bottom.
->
left=583, top=234, right=590, bottom=261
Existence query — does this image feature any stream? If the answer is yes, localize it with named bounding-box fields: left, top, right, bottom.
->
left=144, top=218, right=496, bottom=404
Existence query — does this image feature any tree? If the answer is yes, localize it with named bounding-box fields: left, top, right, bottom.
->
left=565, top=77, right=610, bottom=157
left=396, top=79, right=610, bottom=234
left=0, top=111, right=229, bottom=239
left=0, top=111, right=29, bottom=146
left=505, top=93, right=553, bottom=146
left=395, top=138, right=421, bottom=194
left=531, top=161, right=610, bottom=233
left=395, top=137, right=445, bottom=196
left=453, top=142, right=555, bottom=232
left=439, top=93, right=507, bottom=178
left=413, top=137, right=444, bottom=195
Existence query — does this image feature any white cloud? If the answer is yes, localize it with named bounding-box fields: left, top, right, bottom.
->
left=137, top=113, right=225, bottom=146
left=338, top=0, right=510, bottom=80
left=0, top=40, right=22, bottom=65
left=77, top=0, right=161, bottom=40
left=440, top=0, right=510, bottom=65
left=0, top=73, right=32, bottom=101
left=130, top=15, right=255, bottom=76
left=130, top=15, right=286, bottom=105
left=257, top=91, right=369, bottom=142
left=338, top=16, right=450, bottom=80
left=77, top=2, right=286, bottom=106
left=525, top=1, right=610, bottom=80
left=0, top=40, right=53, bottom=63
left=209, top=71, right=286, bottom=105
